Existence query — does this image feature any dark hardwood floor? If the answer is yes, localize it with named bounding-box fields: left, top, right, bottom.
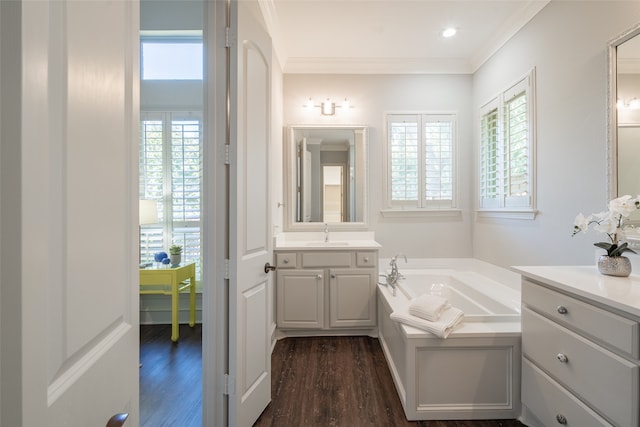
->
left=140, top=328, right=523, bottom=427
left=255, top=336, right=525, bottom=427
left=140, top=324, right=202, bottom=427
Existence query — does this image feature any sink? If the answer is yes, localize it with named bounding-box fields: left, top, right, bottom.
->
left=304, top=241, right=349, bottom=247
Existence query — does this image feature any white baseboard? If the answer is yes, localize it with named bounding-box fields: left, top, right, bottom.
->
left=139, top=293, right=203, bottom=325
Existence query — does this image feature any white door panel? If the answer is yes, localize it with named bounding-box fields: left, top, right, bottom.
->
left=1, top=1, right=140, bottom=425
left=229, top=0, right=273, bottom=425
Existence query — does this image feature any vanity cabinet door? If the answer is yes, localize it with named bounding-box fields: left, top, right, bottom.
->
left=329, top=268, right=377, bottom=328
left=276, top=269, right=324, bottom=328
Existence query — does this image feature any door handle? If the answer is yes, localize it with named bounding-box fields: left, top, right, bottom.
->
left=264, top=262, right=276, bottom=274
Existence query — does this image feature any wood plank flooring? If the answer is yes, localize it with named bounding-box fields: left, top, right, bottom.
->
left=140, top=324, right=202, bottom=427
left=255, top=336, right=525, bottom=427
left=140, top=328, right=524, bottom=427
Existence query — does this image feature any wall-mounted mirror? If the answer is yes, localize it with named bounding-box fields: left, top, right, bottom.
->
left=609, top=23, right=640, bottom=202
left=284, top=125, right=368, bottom=231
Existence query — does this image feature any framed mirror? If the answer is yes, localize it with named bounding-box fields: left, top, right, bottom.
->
left=608, top=22, right=640, bottom=201
left=284, top=125, right=368, bottom=231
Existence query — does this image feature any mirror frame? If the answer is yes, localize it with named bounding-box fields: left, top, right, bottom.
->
left=284, top=124, right=369, bottom=231
left=608, top=22, right=640, bottom=200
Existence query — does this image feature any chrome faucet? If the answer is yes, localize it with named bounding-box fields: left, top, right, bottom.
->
left=324, top=223, right=329, bottom=242
left=381, top=253, right=407, bottom=296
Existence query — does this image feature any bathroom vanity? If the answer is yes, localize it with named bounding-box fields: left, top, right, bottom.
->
left=274, top=234, right=380, bottom=334
left=514, top=266, right=640, bottom=427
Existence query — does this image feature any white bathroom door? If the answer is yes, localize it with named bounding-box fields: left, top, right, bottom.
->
left=9, top=0, right=140, bottom=425
left=228, top=0, right=273, bottom=425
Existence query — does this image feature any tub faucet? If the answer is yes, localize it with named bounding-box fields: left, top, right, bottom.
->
left=384, top=253, right=407, bottom=296
left=324, top=223, right=329, bottom=242
left=390, top=253, right=407, bottom=278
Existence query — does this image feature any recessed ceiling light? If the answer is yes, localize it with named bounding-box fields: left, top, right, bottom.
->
left=441, top=28, right=457, bottom=38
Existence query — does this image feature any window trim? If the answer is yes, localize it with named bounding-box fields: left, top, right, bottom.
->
left=140, top=33, right=204, bottom=81
left=382, top=111, right=460, bottom=218
left=477, top=68, right=538, bottom=220
left=140, top=111, right=203, bottom=281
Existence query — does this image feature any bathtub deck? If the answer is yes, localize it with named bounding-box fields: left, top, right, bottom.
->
left=254, top=335, right=525, bottom=427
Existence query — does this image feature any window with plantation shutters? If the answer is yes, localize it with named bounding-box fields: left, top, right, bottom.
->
left=140, top=112, right=202, bottom=279
left=478, top=69, right=536, bottom=219
left=385, top=113, right=457, bottom=213
left=480, top=102, right=500, bottom=208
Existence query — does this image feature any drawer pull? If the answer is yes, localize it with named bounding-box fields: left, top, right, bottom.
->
left=363, top=257, right=369, bottom=263
left=283, top=258, right=289, bottom=264
left=556, top=353, right=568, bottom=363
left=557, top=305, right=568, bottom=315
left=556, top=414, right=567, bottom=424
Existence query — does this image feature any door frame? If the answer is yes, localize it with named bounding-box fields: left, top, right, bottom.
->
left=202, top=0, right=230, bottom=425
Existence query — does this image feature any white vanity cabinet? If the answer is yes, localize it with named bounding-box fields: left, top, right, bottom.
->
left=275, top=249, right=378, bottom=331
left=514, top=266, right=640, bottom=427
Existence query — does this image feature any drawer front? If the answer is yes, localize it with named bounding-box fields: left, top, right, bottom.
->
left=302, top=252, right=352, bottom=268
left=522, top=358, right=613, bottom=427
left=522, top=307, right=639, bottom=426
left=523, top=279, right=639, bottom=359
left=275, top=252, right=297, bottom=268
left=356, top=251, right=376, bottom=268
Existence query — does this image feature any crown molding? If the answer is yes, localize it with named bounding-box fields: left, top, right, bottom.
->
left=283, top=57, right=473, bottom=75
left=469, top=0, right=550, bottom=72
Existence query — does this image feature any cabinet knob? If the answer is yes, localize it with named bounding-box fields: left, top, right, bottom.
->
left=557, top=305, right=568, bottom=315
left=316, top=274, right=322, bottom=280
left=283, top=258, right=289, bottom=264
left=363, top=257, right=369, bottom=263
left=556, top=353, right=568, bottom=363
left=330, top=273, right=336, bottom=279
left=556, top=414, right=567, bottom=424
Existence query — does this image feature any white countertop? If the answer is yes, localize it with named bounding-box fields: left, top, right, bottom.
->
left=274, top=231, right=382, bottom=250
left=274, top=240, right=382, bottom=250
left=512, top=265, right=640, bottom=318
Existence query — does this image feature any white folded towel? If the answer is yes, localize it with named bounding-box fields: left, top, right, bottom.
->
left=409, top=294, right=450, bottom=322
left=390, top=302, right=464, bottom=339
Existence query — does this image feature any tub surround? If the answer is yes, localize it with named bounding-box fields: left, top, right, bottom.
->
left=377, top=259, right=521, bottom=421
left=515, top=266, right=640, bottom=427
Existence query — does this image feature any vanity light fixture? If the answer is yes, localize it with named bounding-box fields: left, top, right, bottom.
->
left=617, top=97, right=640, bottom=109
left=303, top=97, right=353, bottom=116
left=322, top=98, right=335, bottom=115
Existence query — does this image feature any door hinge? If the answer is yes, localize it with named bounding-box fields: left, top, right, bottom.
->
left=225, top=27, right=231, bottom=48
left=224, top=374, right=236, bottom=396
left=224, top=258, right=230, bottom=280
left=224, top=144, right=230, bottom=165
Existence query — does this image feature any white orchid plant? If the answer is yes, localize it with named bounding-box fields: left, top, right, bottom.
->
left=573, top=195, right=640, bottom=257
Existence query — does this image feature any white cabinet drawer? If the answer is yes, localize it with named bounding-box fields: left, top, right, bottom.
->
left=301, top=252, right=352, bottom=268
left=275, top=252, right=297, bottom=268
left=523, top=279, right=639, bottom=359
left=522, top=358, right=613, bottom=427
left=356, top=251, right=376, bottom=268
left=522, top=307, right=639, bottom=426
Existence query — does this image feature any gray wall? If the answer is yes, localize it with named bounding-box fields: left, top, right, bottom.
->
left=280, top=2, right=640, bottom=268
left=472, top=1, right=640, bottom=267
left=283, top=74, right=474, bottom=258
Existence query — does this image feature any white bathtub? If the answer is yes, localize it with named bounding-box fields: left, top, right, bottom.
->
left=395, top=269, right=521, bottom=322
left=377, top=259, right=522, bottom=421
